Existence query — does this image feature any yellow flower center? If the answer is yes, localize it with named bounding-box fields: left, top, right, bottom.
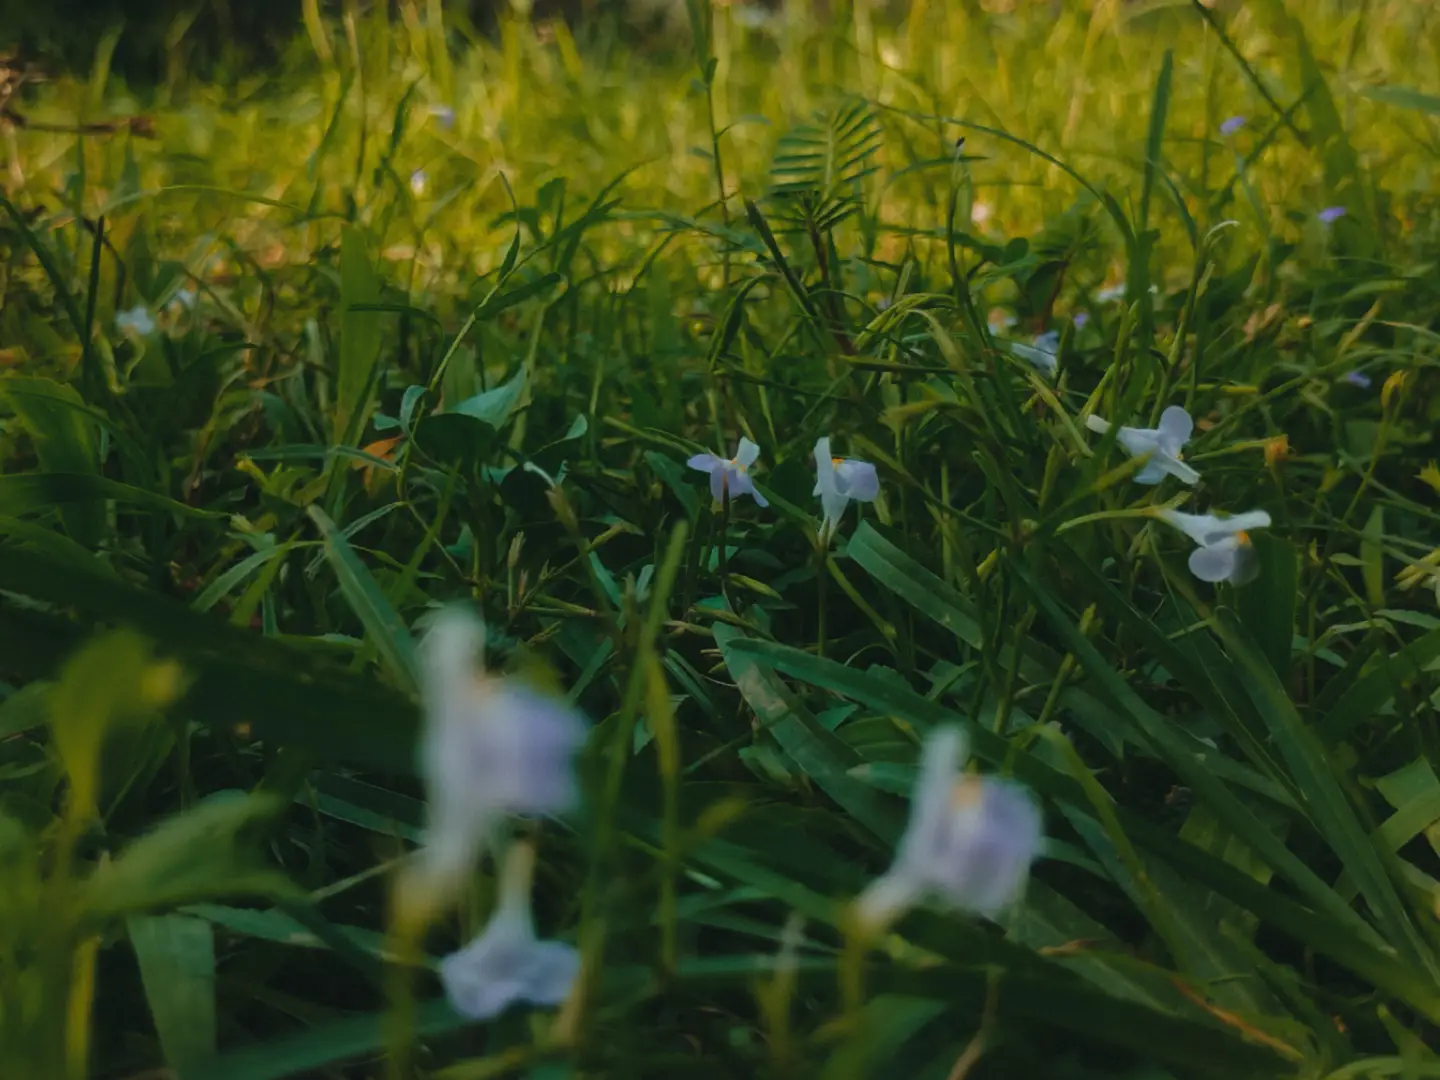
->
left=832, top=457, right=844, bottom=467
left=1236, top=531, right=1251, bottom=547
left=728, top=457, right=747, bottom=473
left=950, top=775, right=985, bottom=809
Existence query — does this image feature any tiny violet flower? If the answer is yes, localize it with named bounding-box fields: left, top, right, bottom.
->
left=440, top=840, right=580, bottom=1020
left=115, top=305, right=155, bottom=337
left=1219, top=115, right=1247, bottom=137
left=687, top=437, right=769, bottom=507
left=1072, top=311, right=1090, bottom=331
left=1156, top=508, right=1272, bottom=585
left=410, top=606, right=588, bottom=905
left=1343, top=370, right=1373, bottom=389
left=813, top=437, right=879, bottom=541
left=410, top=169, right=428, bottom=196
left=856, top=727, right=1043, bottom=932
left=1318, top=206, right=1347, bottom=225
left=1007, top=330, right=1059, bottom=376
left=1084, top=405, right=1200, bottom=486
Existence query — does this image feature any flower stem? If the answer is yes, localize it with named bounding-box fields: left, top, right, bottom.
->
left=816, top=538, right=829, bottom=659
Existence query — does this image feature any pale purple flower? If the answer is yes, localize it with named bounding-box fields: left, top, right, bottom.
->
left=687, top=437, right=768, bottom=507
left=410, top=169, right=428, bottom=197
left=411, top=607, right=588, bottom=900
left=440, top=840, right=579, bottom=1019
left=1085, top=405, right=1199, bottom=485
left=1073, top=312, right=1090, bottom=330
left=856, top=727, right=1043, bottom=930
left=116, top=305, right=155, bottom=336
left=1343, top=371, right=1372, bottom=389
left=1008, top=330, right=1059, bottom=376
left=1220, top=115, right=1247, bottom=137
left=1156, top=508, right=1272, bottom=585
left=813, top=436, right=879, bottom=541
left=1318, top=206, right=1347, bottom=225
left=428, top=103, right=456, bottom=130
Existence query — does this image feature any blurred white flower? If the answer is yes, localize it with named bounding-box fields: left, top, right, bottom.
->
left=856, top=727, right=1042, bottom=931
left=813, top=436, right=879, bottom=542
left=687, top=437, right=769, bottom=507
left=986, top=309, right=1017, bottom=332
left=410, top=169, right=428, bottom=196
left=428, top=103, right=456, bottom=130
left=172, top=288, right=197, bottom=311
left=1095, top=283, right=1126, bottom=304
left=1007, top=331, right=1058, bottom=376
left=1156, top=508, right=1272, bottom=584
left=410, top=607, right=588, bottom=903
left=440, top=840, right=579, bottom=1020
left=970, top=200, right=994, bottom=226
left=116, top=305, right=155, bottom=336
left=1084, top=405, right=1199, bottom=485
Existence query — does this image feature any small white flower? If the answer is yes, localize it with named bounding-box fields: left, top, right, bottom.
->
left=1007, top=331, right=1059, bottom=376
left=1095, top=283, right=1126, bottom=304
left=440, top=840, right=579, bottom=1020
left=1084, top=405, right=1199, bottom=485
left=687, top=437, right=769, bottom=507
left=116, top=305, right=156, bottom=336
left=410, top=169, right=428, bottom=196
left=411, top=607, right=588, bottom=903
left=970, top=200, right=994, bottom=226
left=428, top=103, right=456, bottom=130
left=172, top=288, right=197, bottom=311
left=1156, top=508, right=1272, bottom=585
left=813, top=437, right=879, bottom=541
left=856, top=727, right=1042, bottom=932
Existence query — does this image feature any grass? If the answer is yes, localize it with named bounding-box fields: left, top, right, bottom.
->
left=2, top=0, right=1440, bottom=1076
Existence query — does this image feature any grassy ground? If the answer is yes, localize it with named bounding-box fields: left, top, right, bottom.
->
left=2, top=0, right=1440, bottom=1077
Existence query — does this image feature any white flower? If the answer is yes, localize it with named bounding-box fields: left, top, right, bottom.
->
left=440, top=840, right=579, bottom=1020
left=427, top=103, right=456, bottom=130
left=1007, top=331, right=1059, bottom=376
left=1084, top=405, right=1199, bottom=485
left=171, top=288, right=197, bottom=310
left=411, top=607, right=588, bottom=903
left=410, top=169, right=428, bottom=196
left=686, top=437, right=769, bottom=507
left=813, top=437, right=879, bottom=541
left=1156, top=508, right=1272, bottom=584
left=116, top=305, right=156, bottom=336
left=1095, top=283, right=1126, bottom=304
left=856, top=727, right=1042, bottom=931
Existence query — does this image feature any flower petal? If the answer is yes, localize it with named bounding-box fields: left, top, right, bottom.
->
left=1156, top=509, right=1223, bottom=547
left=835, top=460, right=879, bottom=502
left=937, top=780, right=1043, bottom=916
left=734, top=437, right=761, bottom=468
left=440, top=914, right=578, bottom=1019
left=1083, top=414, right=1113, bottom=436
left=1160, top=455, right=1201, bottom=486
left=687, top=453, right=722, bottom=474
left=894, top=727, right=966, bottom=878
left=820, top=490, right=849, bottom=531
left=1156, top=405, right=1194, bottom=449
left=1188, top=542, right=1238, bottom=583
left=813, top=437, right=837, bottom=497
left=1227, top=542, right=1261, bottom=586
left=1133, top=460, right=1168, bottom=485
left=710, top=466, right=727, bottom=504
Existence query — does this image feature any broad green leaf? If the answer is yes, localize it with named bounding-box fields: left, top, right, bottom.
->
left=307, top=506, right=419, bottom=692
left=0, top=472, right=218, bottom=520
left=128, top=914, right=217, bottom=1076
left=333, top=226, right=384, bottom=445
left=0, top=376, right=102, bottom=544
left=450, top=366, right=528, bottom=429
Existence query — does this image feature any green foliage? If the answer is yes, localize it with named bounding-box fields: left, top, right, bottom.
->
left=2, top=1, right=1440, bottom=1078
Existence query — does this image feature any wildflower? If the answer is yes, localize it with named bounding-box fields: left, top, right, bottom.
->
left=409, top=607, right=588, bottom=905
left=855, top=727, right=1042, bottom=932
left=813, top=437, right=879, bottom=541
left=428, top=103, right=456, bottom=130
left=171, top=288, right=197, bottom=311
left=1084, top=405, right=1199, bottom=485
left=1073, top=312, right=1090, bottom=331
left=410, top=169, right=427, bottom=196
left=1095, top=283, right=1126, bottom=304
left=1155, top=508, right=1272, bottom=585
left=115, top=305, right=155, bottom=336
left=1343, top=371, right=1372, bottom=389
left=1318, top=206, right=1347, bottom=225
left=1219, top=115, right=1246, bottom=137
left=986, top=309, right=1018, bottom=332
left=1264, top=434, right=1289, bottom=467
left=440, top=839, right=580, bottom=1020
left=687, top=437, right=769, bottom=507
left=970, top=201, right=994, bottom=227
left=1008, top=330, right=1059, bottom=376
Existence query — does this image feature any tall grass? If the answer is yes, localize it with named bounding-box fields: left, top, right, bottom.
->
left=2, top=1, right=1440, bottom=1077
